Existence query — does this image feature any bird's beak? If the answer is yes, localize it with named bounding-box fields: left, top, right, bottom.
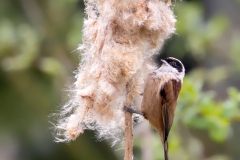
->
left=161, top=59, right=167, bottom=65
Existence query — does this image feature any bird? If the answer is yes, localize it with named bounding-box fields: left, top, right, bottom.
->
left=124, top=57, right=185, bottom=160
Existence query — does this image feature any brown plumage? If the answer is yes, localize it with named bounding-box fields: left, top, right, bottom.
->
left=141, top=57, right=185, bottom=160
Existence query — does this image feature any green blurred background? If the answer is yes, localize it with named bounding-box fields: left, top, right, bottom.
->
left=1, top=0, right=240, bottom=160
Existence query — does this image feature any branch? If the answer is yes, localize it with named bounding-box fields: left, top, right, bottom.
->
left=124, top=110, right=133, bottom=160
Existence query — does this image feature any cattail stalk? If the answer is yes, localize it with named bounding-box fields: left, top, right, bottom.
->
left=124, top=110, right=133, bottom=160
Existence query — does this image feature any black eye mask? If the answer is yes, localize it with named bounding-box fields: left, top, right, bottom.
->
left=164, top=58, right=183, bottom=73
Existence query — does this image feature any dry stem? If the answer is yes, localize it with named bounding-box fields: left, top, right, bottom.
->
left=124, top=109, right=133, bottom=160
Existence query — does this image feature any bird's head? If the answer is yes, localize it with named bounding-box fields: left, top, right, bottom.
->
left=160, top=57, right=185, bottom=78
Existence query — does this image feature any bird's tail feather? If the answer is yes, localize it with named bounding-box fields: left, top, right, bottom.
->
left=164, top=140, right=168, bottom=160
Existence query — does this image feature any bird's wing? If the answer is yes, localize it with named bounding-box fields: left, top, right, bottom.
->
left=160, top=79, right=182, bottom=159
left=160, top=79, right=181, bottom=141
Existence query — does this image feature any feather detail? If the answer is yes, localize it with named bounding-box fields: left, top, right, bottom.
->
left=162, top=103, right=169, bottom=160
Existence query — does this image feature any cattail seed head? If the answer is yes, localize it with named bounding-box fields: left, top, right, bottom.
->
left=52, top=0, right=176, bottom=144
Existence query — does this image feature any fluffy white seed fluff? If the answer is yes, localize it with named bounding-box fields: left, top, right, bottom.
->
left=53, top=0, right=176, bottom=144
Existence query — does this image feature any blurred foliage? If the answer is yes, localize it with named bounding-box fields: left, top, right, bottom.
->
left=167, top=2, right=228, bottom=61
left=175, top=3, right=228, bottom=58
left=136, top=1, right=240, bottom=160
left=230, top=35, right=240, bottom=73
left=172, top=1, right=240, bottom=146
left=178, top=76, right=240, bottom=142
left=1, top=0, right=240, bottom=160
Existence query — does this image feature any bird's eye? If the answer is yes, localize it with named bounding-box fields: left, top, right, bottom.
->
left=171, top=62, right=176, bottom=67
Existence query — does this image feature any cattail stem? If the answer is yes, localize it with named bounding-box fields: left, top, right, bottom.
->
left=124, top=109, right=133, bottom=160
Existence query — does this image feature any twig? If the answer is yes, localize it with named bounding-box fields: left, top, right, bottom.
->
left=124, top=109, right=133, bottom=160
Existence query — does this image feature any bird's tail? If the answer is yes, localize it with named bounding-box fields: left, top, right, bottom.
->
left=164, top=140, right=168, bottom=160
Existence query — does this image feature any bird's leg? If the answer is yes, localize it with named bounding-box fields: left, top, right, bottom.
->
left=124, top=106, right=143, bottom=116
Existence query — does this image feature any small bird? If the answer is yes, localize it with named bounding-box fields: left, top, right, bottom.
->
left=141, top=57, right=185, bottom=160
left=124, top=57, right=185, bottom=160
